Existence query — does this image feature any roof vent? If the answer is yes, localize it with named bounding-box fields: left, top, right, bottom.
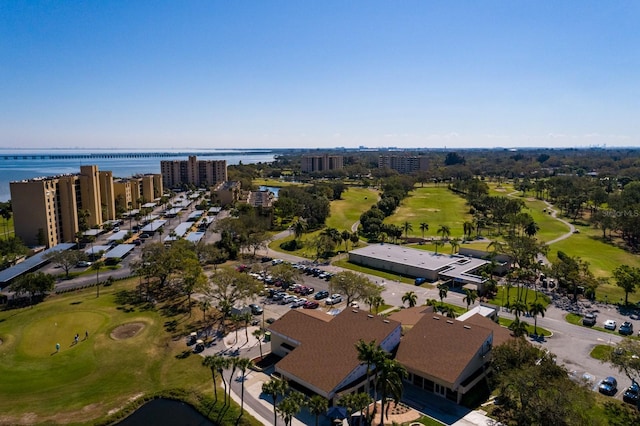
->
left=352, top=310, right=358, bottom=313
left=383, top=319, right=390, bottom=323
left=463, top=325, right=471, bottom=329
left=433, top=316, right=440, bottom=320
left=368, top=314, right=374, bottom=318
left=446, top=320, right=454, bottom=324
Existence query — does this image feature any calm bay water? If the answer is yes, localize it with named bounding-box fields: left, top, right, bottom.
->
left=0, top=149, right=275, bottom=201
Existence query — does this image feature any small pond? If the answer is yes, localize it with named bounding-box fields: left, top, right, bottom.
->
left=116, top=398, right=213, bottom=426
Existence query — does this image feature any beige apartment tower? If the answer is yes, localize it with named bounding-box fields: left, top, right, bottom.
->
left=161, top=156, right=227, bottom=188
left=10, top=165, right=125, bottom=248
left=301, top=154, right=344, bottom=173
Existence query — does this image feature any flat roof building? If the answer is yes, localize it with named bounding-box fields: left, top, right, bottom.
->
left=378, top=155, right=428, bottom=174
left=301, top=154, right=344, bottom=173
left=348, top=244, right=487, bottom=286
left=161, top=156, right=227, bottom=188
left=10, top=165, right=118, bottom=248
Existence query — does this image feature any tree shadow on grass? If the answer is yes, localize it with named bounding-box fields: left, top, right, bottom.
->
left=175, top=350, right=192, bottom=359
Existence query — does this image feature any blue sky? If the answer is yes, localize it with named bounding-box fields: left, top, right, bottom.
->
left=1, top=1, right=638, bottom=149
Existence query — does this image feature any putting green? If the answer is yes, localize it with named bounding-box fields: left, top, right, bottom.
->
left=20, top=311, right=106, bottom=358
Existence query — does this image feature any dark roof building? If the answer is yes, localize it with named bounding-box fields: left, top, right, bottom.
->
left=268, top=308, right=401, bottom=402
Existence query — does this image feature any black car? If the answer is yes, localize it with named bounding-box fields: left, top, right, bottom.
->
left=619, top=321, right=634, bottom=336
left=314, top=290, right=329, bottom=300
left=249, top=304, right=263, bottom=315
left=582, top=313, right=597, bottom=326
left=623, top=382, right=640, bottom=405
left=599, top=376, right=618, bottom=396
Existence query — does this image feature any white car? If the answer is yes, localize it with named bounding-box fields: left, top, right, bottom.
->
left=325, top=294, right=343, bottom=305
left=604, top=319, right=617, bottom=330
left=290, top=298, right=307, bottom=308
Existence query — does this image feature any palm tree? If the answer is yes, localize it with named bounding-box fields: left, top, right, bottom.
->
left=292, top=218, right=307, bottom=241
left=401, top=291, right=417, bottom=308
left=351, top=392, right=373, bottom=426
left=402, top=221, right=413, bottom=238
left=508, top=318, right=529, bottom=337
left=463, top=288, right=478, bottom=310
left=235, top=357, right=255, bottom=418
left=510, top=299, right=528, bottom=320
left=243, top=311, right=253, bottom=343
left=92, top=262, right=101, bottom=298
left=366, top=294, right=384, bottom=314
left=199, top=299, right=211, bottom=322
left=202, top=355, right=223, bottom=404
left=462, top=221, right=474, bottom=240
left=342, top=229, right=351, bottom=252
left=263, top=378, right=289, bottom=426
left=442, top=305, right=457, bottom=318
left=419, top=222, right=429, bottom=239
left=355, top=339, right=377, bottom=420
left=437, top=224, right=451, bottom=241
left=376, top=358, right=408, bottom=426
left=528, top=300, right=546, bottom=335
left=487, top=239, right=506, bottom=256
left=434, top=239, right=444, bottom=255
left=449, top=238, right=460, bottom=254
left=350, top=231, right=360, bottom=248
left=277, top=391, right=305, bottom=426
left=231, top=313, right=242, bottom=344
left=307, top=395, right=328, bottom=426
left=253, top=328, right=264, bottom=360
left=437, top=283, right=449, bottom=303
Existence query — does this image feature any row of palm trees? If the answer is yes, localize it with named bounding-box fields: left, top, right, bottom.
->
left=202, top=354, right=255, bottom=422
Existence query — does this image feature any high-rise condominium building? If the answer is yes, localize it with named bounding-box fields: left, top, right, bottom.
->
left=113, top=174, right=164, bottom=211
left=160, top=156, right=227, bottom=188
left=10, top=166, right=163, bottom=248
left=301, top=154, right=344, bottom=173
left=378, top=155, right=429, bottom=174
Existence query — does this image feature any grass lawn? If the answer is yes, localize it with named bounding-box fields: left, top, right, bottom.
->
left=385, top=185, right=471, bottom=239
left=487, top=286, right=550, bottom=309
left=270, top=186, right=378, bottom=258
left=497, top=317, right=552, bottom=337
left=547, top=225, right=640, bottom=304
left=0, top=279, right=259, bottom=426
left=325, top=187, right=379, bottom=231
left=253, top=178, right=306, bottom=188
left=590, top=344, right=613, bottom=361
left=332, top=259, right=417, bottom=285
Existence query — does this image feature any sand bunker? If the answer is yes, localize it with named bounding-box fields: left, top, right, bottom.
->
left=111, top=322, right=145, bottom=340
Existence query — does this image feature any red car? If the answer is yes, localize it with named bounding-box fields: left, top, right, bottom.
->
left=303, top=301, right=319, bottom=309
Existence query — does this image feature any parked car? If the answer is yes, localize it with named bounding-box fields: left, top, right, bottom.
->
left=415, top=277, right=427, bottom=285
left=291, top=298, right=307, bottom=308
left=314, top=290, right=329, bottom=300
left=139, top=233, right=150, bottom=239
left=582, top=313, right=597, bottom=326
left=303, top=301, right=319, bottom=309
left=623, top=382, right=640, bottom=405
left=619, top=321, right=634, bottom=336
left=325, top=294, right=343, bottom=305
left=599, top=376, right=618, bottom=396
left=280, top=295, right=296, bottom=305
left=249, top=304, right=263, bottom=315
left=604, top=319, right=617, bottom=330
left=300, top=286, right=315, bottom=296
left=76, top=261, right=92, bottom=267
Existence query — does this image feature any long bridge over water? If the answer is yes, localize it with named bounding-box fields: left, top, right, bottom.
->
left=0, top=150, right=277, bottom=161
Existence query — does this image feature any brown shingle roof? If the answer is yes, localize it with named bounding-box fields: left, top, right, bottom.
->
left=388, top=306, right=434, bottom=327
left=269, top=309, right=401, bottom=395
left=462, top=313, right=514, bottom=347
left=395, top=314, right=491, bottom=387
